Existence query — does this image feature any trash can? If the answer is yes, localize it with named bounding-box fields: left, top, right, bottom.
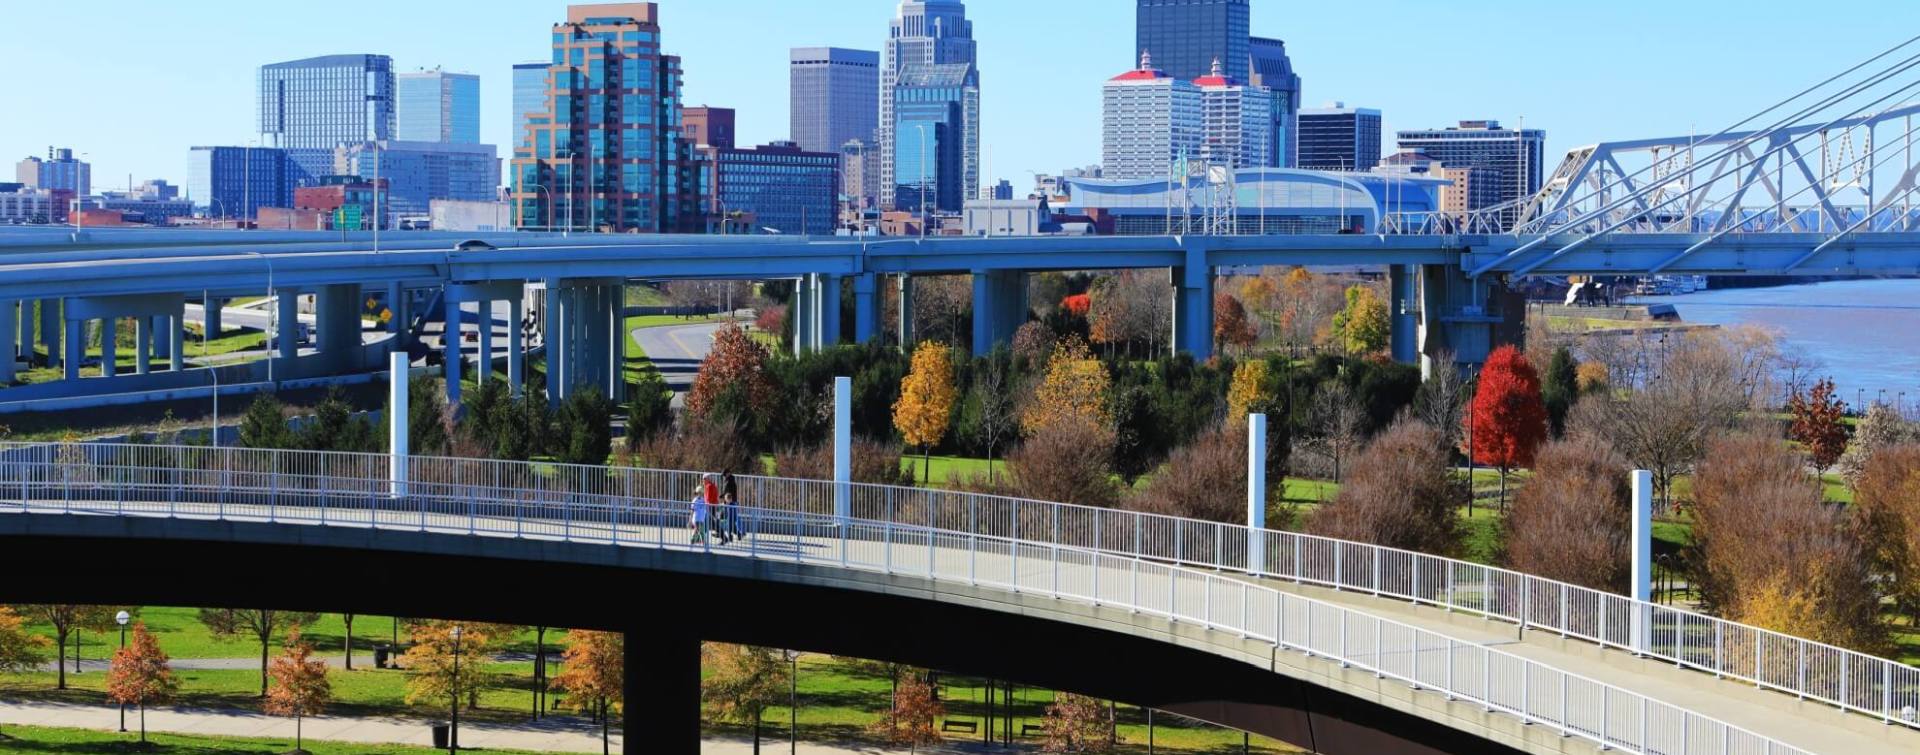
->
left=373, top=646, right=390, bottom=669
left=431, top=724, right=450, bottom=749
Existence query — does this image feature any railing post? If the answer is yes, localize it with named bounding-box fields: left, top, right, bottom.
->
left=1445, top=565, right=1455, bottom=612
left=1797, top=643, right=1807, bottom=700
left=1445, top=639, right=1455, bottom=700
left=1129, top=556, right=1139, bottom=614
left=1639, top=697, right=1648, bottom=751
left=1483, top=649, right=1493, bottom=712
left=1334, top=541, right=1342, bottom=590
left=1714, top=622, right=1724, bottom=678
left=1371, top=553, right=1380, bottom=597
left=968, top=531, right=976, bottom=586
left=1338, top=609, right=1348, bottom=668
left=1373, top=619, right=1381, bottom=677
left=1884, top=664, right=1894, bottom=724
left=1240, top=582, right=1249, bottom=639
left=1559, top=674, right=1568, bottom=735
left=1559, top=584, right=1569, bottom=637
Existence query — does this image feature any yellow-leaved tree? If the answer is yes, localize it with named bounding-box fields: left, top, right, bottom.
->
left=1022, top=336, right=1111, bottom=436
left=893, top=341, right=957, bottom=482
left=1331, top=285, right=1389, bottom=355
left=1226, top=359, right=1271, bottom=424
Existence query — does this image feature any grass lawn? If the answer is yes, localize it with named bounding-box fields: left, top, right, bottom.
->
left=0, top=725, right=554, bottom=755
left=625, top=313, right=724, bottom=330
left=21, top=607, right=566, bottom=661
left=901, top=453, right=1007, bottom=485
left=15, top=328, right=268, bottom=385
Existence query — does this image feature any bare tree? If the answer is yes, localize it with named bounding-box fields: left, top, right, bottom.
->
left=1569, top=330, right=1749, bottom=508
left=1305, top=381, right=1367, bottom=483
left=968, top=359, right=1019, bottom=483
left=1305, top=419, right=1463, bottom=555
left=1411, top=349, right=1468, bottom=452
left=912, top=275, right=972, bottom=347
left=1503, top=434, right=1631, bottom=592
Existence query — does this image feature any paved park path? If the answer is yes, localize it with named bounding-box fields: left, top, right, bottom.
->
left=0, top=699, right=986, bottom=753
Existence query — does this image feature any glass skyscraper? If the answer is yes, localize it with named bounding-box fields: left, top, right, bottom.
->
left=1135, top=0, right=1249, bottom=82
left=259, top=54, right=395, bottom=182
left=396, top=70, right=481, bottom=144
left=1396, top=120, right=1546, bottom=228
left=187, top=146, right=297, bottom=218
left=893, top=63, right=972, bottom=213
left=1299, top=104, right=1382, bottom=171
left=1249, top=36, right=1301, bottom=167
left=510, top=62, right=549, bottom=153
left=509, top=3, right=698, bottom=233
left=334, top=141, right=501, bottom=217
left=880, top=1, right=977, bottom=211
left=789, top=47, right=880, bottom=155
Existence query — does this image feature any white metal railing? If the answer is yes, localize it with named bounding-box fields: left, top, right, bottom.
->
left=0, top=442, right=1816, bottom=755
left=4, top=441, right=1917, bottom=738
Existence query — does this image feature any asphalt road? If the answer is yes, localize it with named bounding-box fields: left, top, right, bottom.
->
left=631, top=320, right=724, bottom=404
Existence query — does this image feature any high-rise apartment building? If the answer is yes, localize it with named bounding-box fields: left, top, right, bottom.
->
left=510, top=62, right=549, bottom=152
left=259, top=54, right=395, bottom=182
left=15, top=148, right=91, bottom=196
left=396, top=70, right=481, bottom=144
left=706, top=141, right=841, bottom=236
left=1396, top=120, right=1546, bottom=225
left=1195, top=59, right=1273, bottom=170
left=187, top=146, right=297, bottom=218
left=1101, top=52, right=1200, bottom=181
left=1248, top=37, right=1301, bottom=167
left=335, top=141, right=501, bottom=217
left=683, top=106, right=736, bottom=149
left=1135, top=0, right=1249, bottom=82
left=880, top=0, right=978, bottom=211
left=892, top=63, right=976, bottom=213
left=790, top=47, right=880, bottom=155
left=509, top=3, right=698, bottom=233
left=1298, top=104, right=1382, bottom=171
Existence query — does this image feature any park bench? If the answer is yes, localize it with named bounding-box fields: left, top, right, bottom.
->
left=941, top=719, right=978, bottom=733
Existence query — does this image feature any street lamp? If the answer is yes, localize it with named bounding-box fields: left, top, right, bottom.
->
left=524, top=183, right=556, bottom=234
left=116, top=611, right=130, bottom=732
left=449, top=625, right=463, bottom=754
left=782, top=649, right=800, bottom=754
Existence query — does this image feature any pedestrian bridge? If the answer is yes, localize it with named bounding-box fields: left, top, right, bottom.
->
left=0, top=442, right=1915, bottom=755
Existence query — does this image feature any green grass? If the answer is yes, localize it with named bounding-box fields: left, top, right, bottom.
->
left=901, top=453, right=1007, bottom=485
left=625, top=313, right=723, bottom=330
left=15, top=328, right=269, bottom=385
left=1279, top=477, right=1336, bottom=505
left=20, top=608, right=564, bottom=661
left=0, top=725, right=554, bottom=755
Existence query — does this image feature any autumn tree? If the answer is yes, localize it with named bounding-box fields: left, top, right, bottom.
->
left=1130, top=422, right=1289, bottom=528
left=1088, top=271, right=1169, bottom=358
left=894, top=342, right=958, bottom=482
left=1041, top=692, right=1114, bottom=753
left=1788, top=378, right=1848, bottom=475
left=1022, top=336, right=1111, bottom=435
left=688, top=323, right=777, bottom=419
left=1306, top=419, right=1463, bottom=555
left=551, top=630, right=624, bottom=755
left=15, top=605, right=116, bottom=690
left=1212, top=292, right=1257, bottom=354
left=1566, top=331, right=1749, bottom=508
left=199, top=609, right=322, bottom=697
left=1503, top=435, right=1632, bottom=592
left=0, top=606, right=49, bottom=738
left=1840, top=402, right=1917, bottom=487
left=1000, top=419, right=1122, bottom=508
left=1464, top=345, right=1548, bottom=508
left=265, top=627, right=332, bottom=755
left=1330, top=285, right=1389, bottom=355
left=398, top=622, right=500, bottom=711
left=868, top=671, right=944, bottom=749
left=1854, top=444, right=1920, bottom=620
left=1225, top=359, right=1270, bottom=423
left=107, top=622, right=179, bottom=746
left=703, top=643, right=792, bottom=755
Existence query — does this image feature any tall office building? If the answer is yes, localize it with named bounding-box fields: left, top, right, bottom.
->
left=510, top=62, right=549, bottom=152
left=187, top=146, right=297, bottom=218
left=1396, top=120, right=1546, bottom=225
left=892, top=63, right=976, bottom=213
left=1298, top=103, right=1381, bottom=171
left=1248, top=37, right=1301, bottom=167
left=1195, top=58, right=1273, bottom=170
left=396, top=70, right=481, bottom=144
left=15, top=148, right=91, bottom=195
left=335, top=141, right=501, bottom=217
left=790, top=47, right=880, bottom=155
left=259, top=54, right=395, bottom=182
left=880, top=0, right=978, bottom=211
left=1101, top=52, right=1200, bottom=181
left=509, top=3, right=698, bottom=233
left=1135, top=0, right=1249, bottom=82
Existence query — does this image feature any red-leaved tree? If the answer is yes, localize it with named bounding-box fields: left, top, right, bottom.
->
left=1060, top=294, right=1091, bottom=318
left=1212, top=292, right=1257, bottom=353
left=1464, top=345, right=1548, bottom=509
left=1788, top=377, right=1849, bottom=475
left=687, top=324, right=777, bottom=418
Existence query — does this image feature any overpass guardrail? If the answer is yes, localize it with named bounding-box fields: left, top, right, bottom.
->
left=2, top=440, right=1915, bottom=741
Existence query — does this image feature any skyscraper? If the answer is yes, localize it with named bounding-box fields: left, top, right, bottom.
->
left=1298, top=103, right=1382, bottom=171
left=15, top=148, right=90, bottom=195
left=790, top=47, right=880, bottom=155
left=396, top=70, right=481, bottom=144
left=1248, top=36, right=1301, bottom=167
left=1135, top=0, right=1249, bottom=82
left=893, top=63, right=975, bottom=213
left=1195, top=58, right=1273, bottom=170
left=335, top=141, right=501, bottom=217
left=259, top=54, right=395, bottom=182
left=509, top=3, right=698, bottom=233
left=187, top=146, right=296, bottom=218
left=510, top=62, right=549, bottom=152
left=1396, top=120, right=1546, bottom=226
left=880, top=0, right=978, bottom=211
left=1101, top=52, right=1200, bottom=181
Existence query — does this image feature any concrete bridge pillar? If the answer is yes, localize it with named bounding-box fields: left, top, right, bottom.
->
left=133, top=317, right=151, bottom=375
left=852, top=273, right=877, bottom=343
left=476, top=301, right=493, bottom=387
left=1389, top=265, right=1419, bottom=365
left=275, top=293, right=299, bottom=362
left=970, top=270, right=1026, bottom=356
left=167, top=309, right=184, bottom=373
left=623, top=625, right=701, bottom=755
left=791, top=274, right=813, bottom=355
left=1170, top=248, right=1214, bottom=359
left=385, top=283, right=405, bottom=339
left=544, top=283, right=565, bottom=405
left=0, top=300, right=14, bottom=384
left=315, top=285, right=363, bottom=371
left=508, top=297, right=525, bottom=398
left=443, top=297, right=463, bottom=406
left=203, top=295, right=223, bottom=340
left=896, top=274, right=915, bottom=347
left=819, top=274, right=842, bottom=347
left=540, top=279, right=618, bottom=404
left=61, top=316, right=81, bottom=381
left=98, top=319, right=116, bottom=378
left=1414, top=264, right=1503, bottom=375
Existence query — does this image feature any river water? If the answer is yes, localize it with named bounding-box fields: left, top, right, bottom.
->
left=1632, top=279, right=1920, bottom=407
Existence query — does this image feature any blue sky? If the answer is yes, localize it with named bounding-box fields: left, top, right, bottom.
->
left=4, top=0, right=1914, bottom=190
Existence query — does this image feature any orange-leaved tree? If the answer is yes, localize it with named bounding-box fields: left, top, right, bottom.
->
left=868, top=671, right=944, bottom=749
left=1212, top=292, right=1257, bottom=354
left=198, top=608, right=321, bottom=697
left=265, top=626, right=332, bottom=754
left=552, top=630, right=624, bottom=755
left=0, top=606, right=50, bottom=739
left=1021, top=336, right=1111, bottom=436
left=1463, top=344, right=1548, bottom=509
left=687, top=323, right=777, bottom=418
left=1040, top=692, right=1114, bottom=753
left=893, top=341, right=957, bottom=483
left=107, top=622, right=179, bottom=746
left=16, top=604, right=117, bottom=691
left=702, top=643, right=792, bottom=755
left=1788, top=377, right=1849, bottom=475
left=398, top=622, right=499, bottom=711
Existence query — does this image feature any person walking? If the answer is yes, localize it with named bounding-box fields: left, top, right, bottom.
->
left=722, top=470, right=744, bottom=541
left=689, top=491, right=709, bottom=545
left=702, top=473, right=728, bottom=544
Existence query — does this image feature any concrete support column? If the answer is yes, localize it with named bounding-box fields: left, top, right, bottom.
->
left=791, top=275, right=812, bottom=356
left=622, top=626, right=701, bottom=755
left=168, top=313, right=184, bottom=372
left=819, top=274, right=842, bottom=347
left=443, top=297, right=463, bottom=406
left=99, top=318, right=117, bottom=378
left=316, top=284, right=362, bottom=361
left=1389, top=264, right=1419, bottom=365
left=133, top=317, right=152, bottom=375
left=476, top=299, right=493, bottom=386
left=544, top=284, right=565, bottom=406
left=275, top=293, right=299, bottom=361
left=386, top=283, right=405, bottom=336
left=203, top=295, right=223, bottom=340
left=508, top=297, right=525, bottom=399
left=62, top=318, right=82, bottom=381
left=852, top=273, right=878, bottom=344
left=1169, top=250, right=1215, bottom=359
left=970, top=270, right=1026, bottom=356
left=149, top=315, right=170, bottom=360
left=0, top=300, right=14, bottom=384
left=896, top=274, right=914, bottom=347
left=609, top=285, right=625, bottom=401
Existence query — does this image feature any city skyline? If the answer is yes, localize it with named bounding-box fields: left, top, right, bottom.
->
left=1, top=0, right=1909, bottom=190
